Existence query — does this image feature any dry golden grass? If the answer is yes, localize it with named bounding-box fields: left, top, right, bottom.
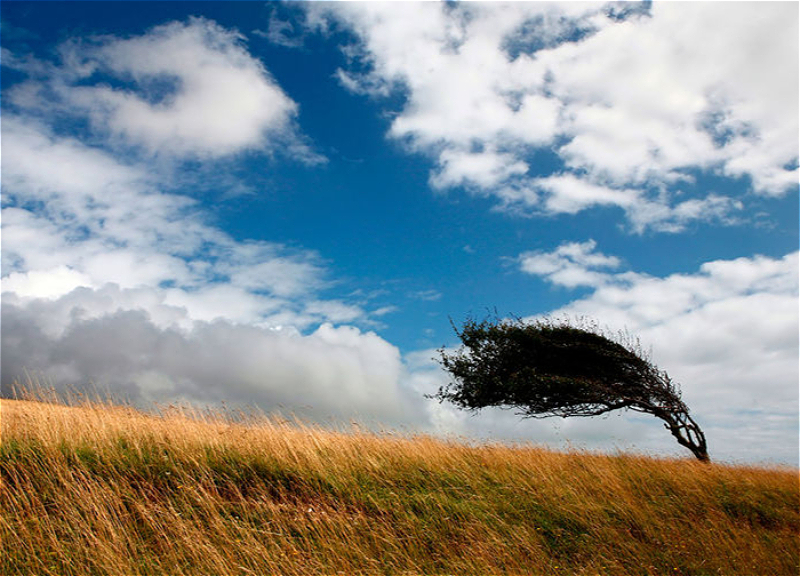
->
left=1, top=392, right=798, bottom=575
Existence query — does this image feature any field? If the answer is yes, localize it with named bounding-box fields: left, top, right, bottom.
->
left=1, top=392, right=798, bottom=575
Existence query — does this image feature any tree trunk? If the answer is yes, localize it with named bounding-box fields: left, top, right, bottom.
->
left=664, top=411, right=709, bottom=462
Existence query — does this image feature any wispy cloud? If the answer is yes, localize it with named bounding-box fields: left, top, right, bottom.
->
left=408, top=289, right=442, bottom=302
left=252, top=5, right=309, bottom=49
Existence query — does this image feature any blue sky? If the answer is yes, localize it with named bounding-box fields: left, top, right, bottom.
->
left=1, top=1, right=798, bottom=464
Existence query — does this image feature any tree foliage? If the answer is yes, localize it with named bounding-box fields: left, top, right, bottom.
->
left=434, top=317, right=709, bottom=462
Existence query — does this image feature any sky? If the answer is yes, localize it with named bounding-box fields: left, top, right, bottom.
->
left=1, top=1, right=798, bottom=465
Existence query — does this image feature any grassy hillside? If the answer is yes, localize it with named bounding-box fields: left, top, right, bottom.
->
left=1, top=393, right=797, bottom=575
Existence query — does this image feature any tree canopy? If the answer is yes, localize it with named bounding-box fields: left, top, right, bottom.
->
left=433, top=317, right=709, bottom=462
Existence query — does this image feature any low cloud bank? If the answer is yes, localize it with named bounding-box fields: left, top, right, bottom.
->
left=1, top=290, right=422, bottom=429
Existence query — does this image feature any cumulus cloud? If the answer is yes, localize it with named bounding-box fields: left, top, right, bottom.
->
left=518, top=239, right=621, bottom=288
left=311, top=2, right=797, bottom=230
left=534, top=174, right=743, bottom=233
left=516, top=242, right=799, bottom=463
left=6, top=17, right=321, bottom=161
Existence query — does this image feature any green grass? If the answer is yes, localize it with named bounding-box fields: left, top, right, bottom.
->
left=2, top=396, right=798, bottom=575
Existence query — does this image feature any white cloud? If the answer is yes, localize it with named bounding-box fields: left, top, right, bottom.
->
left=161, top=285, right=284, bottom=328
left=518, top=239, right=621, bottom=288
left=313, top=2, right=798, bottom=230
left=1, top=267, right=93, bottom=301
left=537, top=174, right=638, bottom=215
left=534, top=173, right=744, bottom=232
left=517, top=242, right=799, bottom=463
left=540, top=2, right=798, bottom=195
left=217, top=243, right=327, bottom=298
left=430, top=148, right=529, bottom=190
left=302, top=300, right=367, bottom=325
left=7, top=18, right=320, bottom=161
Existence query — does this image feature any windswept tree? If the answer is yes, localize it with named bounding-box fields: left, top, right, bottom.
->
left=433, top=317, right=709, bottom=462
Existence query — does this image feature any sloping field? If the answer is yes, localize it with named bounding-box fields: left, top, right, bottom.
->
left=1, top=396, right=797, bottom=575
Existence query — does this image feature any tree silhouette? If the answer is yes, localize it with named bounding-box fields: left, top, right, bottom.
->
left=433, top=317, right=709, bottom=462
